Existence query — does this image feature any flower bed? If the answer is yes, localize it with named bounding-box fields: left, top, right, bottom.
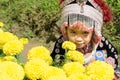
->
left=0, top=22, right=114, bottom=80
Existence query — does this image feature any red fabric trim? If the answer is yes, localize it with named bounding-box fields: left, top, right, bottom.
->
left=59, top=0, right=64, bottom=4
left=92, top=29, right=102, bottom=44
left=113, top=73, right=119, bottom=80
left=94, top=0, right=112, bottom=22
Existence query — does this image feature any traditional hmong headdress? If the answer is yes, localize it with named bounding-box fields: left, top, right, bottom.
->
left=59, top=0, right=112, bottom=44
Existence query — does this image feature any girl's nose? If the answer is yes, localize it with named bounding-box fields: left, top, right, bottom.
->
left=76, top=35, right=83, bottom=42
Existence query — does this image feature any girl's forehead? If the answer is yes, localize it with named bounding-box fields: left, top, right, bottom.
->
left=69, top=22, right=93, bottom=32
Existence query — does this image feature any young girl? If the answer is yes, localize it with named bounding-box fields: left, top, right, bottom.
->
left=51, top=0, right=119, bottom=79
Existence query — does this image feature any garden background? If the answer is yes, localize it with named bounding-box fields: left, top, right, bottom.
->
left=0, top=0, right=120, bottom=63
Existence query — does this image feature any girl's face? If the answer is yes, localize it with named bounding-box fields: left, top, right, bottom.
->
left=67, top=24, right=93, bottom=49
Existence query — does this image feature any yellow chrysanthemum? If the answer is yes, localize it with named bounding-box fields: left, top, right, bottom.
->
left=20, top=38, right=29, bottom=45
left=28, top=46, right=52, bottom=64
left=0, top=32, right=18, bottom=49
left=0, top=22, right=4, bottom=27
left=3, top=40, right=24, bottom=55
left=47, top=75, right=69, bottom=80
left=62, top=41, right=76, bottom=50
left=65, top=50, right=84, bottom=64
left=86, top=60, right=114, bottom=80
left=0, top=28, right=3, bottom=34
left=2, top=56, right=17, bottom=62
left=62, top=62, right=85, bottom=76
left=42, top=66, right=66, bottom=80
left=24, top=58, right=49, bottom=80
left=0, top=58, right=2, bottom=63
left=68, top=73, right=91, bottom=80
left=0, top=69, right=12, bottom=80
left=0, top=61, right=25, bottom=80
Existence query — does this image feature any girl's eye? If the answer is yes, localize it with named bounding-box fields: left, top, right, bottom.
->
left=70, top=30, right=76, bottom=34
left=83, top=31, right=89, bottom=35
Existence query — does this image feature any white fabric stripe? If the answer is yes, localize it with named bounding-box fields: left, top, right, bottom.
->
left=62, top=4, right=103, bottom=27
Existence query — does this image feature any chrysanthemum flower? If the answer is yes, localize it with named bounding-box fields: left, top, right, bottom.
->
left=0, top=58, right=2, bottom=63
left=24, top=58, right=49, bottom=80
left=86, top=60, right=114, bottom=80
left=65, top=50, right=84, bottom=64
left=0, top=29, right=3, bottom=34
left=0, top=69, right=12, bottom=80
left=2, top=56, right=17, bottom=62
left=62, top=62, right=85, bottom=76
left=0, top=22, right=4, bottom=27
left=0, top=61, right=25, bottom=80
left=3, top=40, right=23, bottom=55
left=42, top=66, right=66, bottom=80
left=0, top=32, right=18, bottom=49
left=68, top=73, right=91, bottom=80
left=62, top=41, right=76, bottom=50
left=20, top=38, right=29, bottom=45
left=47, top=75, right=68, bottom=80
left=28, top=46, right=52, bottom=64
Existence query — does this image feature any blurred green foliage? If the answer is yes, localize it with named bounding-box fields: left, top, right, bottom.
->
left=103, top=0, right=120, bottom=53
left=0, top=0, right=120, bottom=53
left=0, top=0, right=60, bottom=38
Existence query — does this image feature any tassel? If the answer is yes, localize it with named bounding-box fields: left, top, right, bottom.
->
left=94, top=0, right=112, bottom=22
left=59, top=0, right=65, bottom=4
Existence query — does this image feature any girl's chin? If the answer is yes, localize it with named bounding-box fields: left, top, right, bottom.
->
left=76, top=45, right=85, bottom=49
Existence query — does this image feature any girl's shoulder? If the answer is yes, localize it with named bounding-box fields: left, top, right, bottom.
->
left=51, top=35, right=65, bottom=58
left=97, top=35, right=117, bottom=51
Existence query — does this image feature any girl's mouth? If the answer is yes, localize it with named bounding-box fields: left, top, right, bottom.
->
left=76, top=42, right=84, bottom=45
left=76, top=43, right=85, bottom=48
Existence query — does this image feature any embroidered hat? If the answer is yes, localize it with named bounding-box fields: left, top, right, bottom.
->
left=59, top=0, right=112, bottom=44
